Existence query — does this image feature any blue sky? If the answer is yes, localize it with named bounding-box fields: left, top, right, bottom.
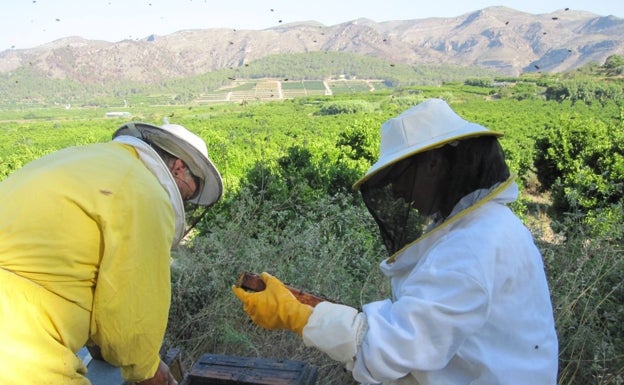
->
left=2, top=0, right=623, bottom=51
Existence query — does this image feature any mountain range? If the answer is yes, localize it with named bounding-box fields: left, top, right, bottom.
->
left=1, top=6, right=623, bottom=84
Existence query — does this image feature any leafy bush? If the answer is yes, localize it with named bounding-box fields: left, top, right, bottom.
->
left=543, top=79, right=624, bottom=105
left=317, top=100, right=375, bottom=115
left=534, top=113, right=624, bottom=239
left=603, top=55, right=624, bottom=76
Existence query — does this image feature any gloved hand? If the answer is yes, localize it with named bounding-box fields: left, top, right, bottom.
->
left=232, top=272, right=313, bottom=336
left=137, top=359, right=177, bottom=385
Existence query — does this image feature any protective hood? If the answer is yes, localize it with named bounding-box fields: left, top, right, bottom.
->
left=353, top=98, right=502, bottom=190
left=113, top=121, right=223, bottom=207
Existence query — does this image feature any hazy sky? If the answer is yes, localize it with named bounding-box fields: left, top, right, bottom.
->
left=2, top=0, right=623, bottom=51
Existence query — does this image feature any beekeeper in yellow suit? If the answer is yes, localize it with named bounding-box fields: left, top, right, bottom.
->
left=233, top=99, right=558, bottom=384
left=0, top=121, right=222, bottom=385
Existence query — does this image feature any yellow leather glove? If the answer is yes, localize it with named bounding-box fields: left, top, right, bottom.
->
left=232, top=272, right=313, bottom=336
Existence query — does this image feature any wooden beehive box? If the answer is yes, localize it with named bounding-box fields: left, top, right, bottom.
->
left=183, top=354, right=318, bottom=385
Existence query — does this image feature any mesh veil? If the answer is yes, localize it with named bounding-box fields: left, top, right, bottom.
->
left=361, top=180, right=428, bottom=256
left=359, top=137, right=510, bottom=257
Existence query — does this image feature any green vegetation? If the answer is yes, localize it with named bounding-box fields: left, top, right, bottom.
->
left=0, top=51, right=501, bottom=108
left=535, top=112, right=624, bottom=239
left=1, top=56, right=623, bottom=384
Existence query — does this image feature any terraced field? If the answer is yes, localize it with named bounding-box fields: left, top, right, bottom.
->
left=195, top=79, right=387, bottom=103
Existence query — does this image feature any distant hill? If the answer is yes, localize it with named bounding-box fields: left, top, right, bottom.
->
left=1, top=6, right=623, bottom=85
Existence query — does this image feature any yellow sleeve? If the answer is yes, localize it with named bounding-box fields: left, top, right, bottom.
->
left=89, top=161, right=175, bottom=382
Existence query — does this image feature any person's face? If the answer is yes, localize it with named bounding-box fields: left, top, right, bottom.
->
left=169, top=158, right=198, bottom=200
left=389, top=154, right=441, bottom=215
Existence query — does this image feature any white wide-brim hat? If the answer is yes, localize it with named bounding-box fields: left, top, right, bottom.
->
left=113, top=122, right=223, bottom=206
left=353, top=98, right=503, bottom=190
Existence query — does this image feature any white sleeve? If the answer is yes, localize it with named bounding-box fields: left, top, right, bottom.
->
left=301, top=302, right=366, bottom=370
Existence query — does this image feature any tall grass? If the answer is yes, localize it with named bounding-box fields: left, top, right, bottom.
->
left=540, top=216, right=624, bottom=385
left=167, top=185, right=386, bottom=384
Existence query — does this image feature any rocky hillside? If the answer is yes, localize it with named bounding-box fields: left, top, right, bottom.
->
left=1, top=6, right=623, bottom=84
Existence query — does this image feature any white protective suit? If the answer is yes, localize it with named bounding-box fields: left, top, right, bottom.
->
left=302, top=178, right=559, bottom=384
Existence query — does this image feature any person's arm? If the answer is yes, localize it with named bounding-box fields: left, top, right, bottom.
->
left=232, top=274, right=364, bottom=371
left=138, top=360, right=178, bottom=385
left=357, top=271, right=488, bottom=382
left=90, top=170, right=175, bottom=382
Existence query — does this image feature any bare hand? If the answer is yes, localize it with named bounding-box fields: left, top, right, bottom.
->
left=137, top=360, right=177, bottom=385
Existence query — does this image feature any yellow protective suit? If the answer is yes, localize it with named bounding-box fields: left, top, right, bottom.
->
left=0, top=142, right=175, bottom=384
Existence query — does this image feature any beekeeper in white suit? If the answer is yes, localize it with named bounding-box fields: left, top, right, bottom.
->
left=233, top=98, right=559, bottom=384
